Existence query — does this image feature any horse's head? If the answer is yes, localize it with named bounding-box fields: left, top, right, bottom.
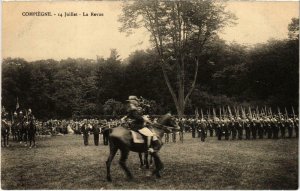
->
left=157, top=113, right=181, bottom=132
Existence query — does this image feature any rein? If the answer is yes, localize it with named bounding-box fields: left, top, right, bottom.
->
left=151, top=122, right=173, bottom=133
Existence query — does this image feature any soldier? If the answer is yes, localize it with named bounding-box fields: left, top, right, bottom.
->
left=287, top=118, right=294, bottom=138
left=27, top=109, right=37, bottom=148
left=215, top=117, right=222, bottom=140
left=191, top=118, right=196, bottom=138
left=92, top=122, right=101, bottom=146
left=223, top=117, right=230, bottom=140
left=294, top=117, right=299, bottom=138
left=257, top=117, right=264, bottom=139
left=1, top=109, right=10, bottom=147
left=265, top=117, right=272, bottom=139
left=11, top=112, right=18, bottom=141
left=18, top=111, right=25, bottom=143
left=102, top=122, right=110, bottom=145
left=251, top=117, right=258, bottom=140
left=199, top=118, right=207, bottom=142
left=271, top=116, right=279, bottom=139
left=172, top=131, right=177, bottom=143
left=178, top=118, right=184, bottom=143
left=279, top=116, right=286, bottom=138
left=236, top=117, right=243, bottom=140
left=244, top=118, right=251, bottom=140
left=229, top=117, right=237, bottom=140
left=207, top=118, right=214, bottom=137
left=81, top=119, right=91, bottom=146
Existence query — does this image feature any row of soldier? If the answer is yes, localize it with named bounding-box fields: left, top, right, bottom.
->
left=177, top=106, right=299, bottom=141
left=2, top=106, right=299, bottom=147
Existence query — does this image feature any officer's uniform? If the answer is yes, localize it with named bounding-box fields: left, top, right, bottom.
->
left=81, top=122, right=90, bottom=146
left=92, top=123, right=101, bottom=146
left=27, top=113, right=37, bottom=148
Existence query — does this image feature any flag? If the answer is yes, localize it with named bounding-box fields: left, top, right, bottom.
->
left=16, top=97, right=19, bottom=110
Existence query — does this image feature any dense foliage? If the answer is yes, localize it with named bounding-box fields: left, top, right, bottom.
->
left=2, top=18, right=298, bottom=120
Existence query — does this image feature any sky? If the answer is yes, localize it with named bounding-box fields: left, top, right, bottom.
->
left=2, top=1, right=299, bottom=61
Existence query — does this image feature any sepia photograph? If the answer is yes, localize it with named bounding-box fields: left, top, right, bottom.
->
left=1, top=0, right=299, bottom=189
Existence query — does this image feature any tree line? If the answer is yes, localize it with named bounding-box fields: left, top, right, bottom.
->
left=2, top=27, right=298, bottom=120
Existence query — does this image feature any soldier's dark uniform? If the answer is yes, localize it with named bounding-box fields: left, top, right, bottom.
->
left=1, top=113, right=10, bottom=147
left=266, top=119, right=272, bottom=139
left=236, top=118, right=243, bottom=140
left=258, top=119, right=264, bottom=139
left=271, top=118, right=279, bottom=139
left=230, top=119, right=237, bottom=140
left=279, top=118, right=286, bottom=138
left=191, top=119, right=196, bottom=138
left=223, top=118, right=230, bottom=140
left=294, top=118, right=298, bottom=138
left=81, top=122, right=90, bottom=146
left=102, top=126, right=110, bottom=145
left=251, top=119, right=258, bottom=140
left=287, top=118, right=294, bottom=138
left=18, top=112, right=26, bottom=143
left=199, top=119, right=206, bottom=142
left=165, top=132, right=170, bottom=143
left=11, top=113, right=18, bottom=141
left=207, top=120, right=214, bottom=137
left=27, top=113, right=37, bottom=148
left=214, top=119, right=222, bottom=140
left=92, top=123, right=101, bottom=146
left=245, top=119, right=251, bottom=140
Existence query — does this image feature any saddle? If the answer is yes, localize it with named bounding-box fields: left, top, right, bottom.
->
left=131, top=127, right=157, bottom=144
left=131, top=131, right=145, bottom=143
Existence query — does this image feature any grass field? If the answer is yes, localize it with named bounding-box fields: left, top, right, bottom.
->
left=1, top=133, right=298, bottom=190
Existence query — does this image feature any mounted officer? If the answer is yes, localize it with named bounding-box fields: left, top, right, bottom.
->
left=123, top=96, right=154, bottom=153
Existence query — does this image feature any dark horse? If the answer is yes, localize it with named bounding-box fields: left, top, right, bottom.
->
left=106, top=114, right=180, bottom=181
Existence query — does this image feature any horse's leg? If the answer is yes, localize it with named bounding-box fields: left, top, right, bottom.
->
left=144, top=152, right=149, bottom=169
left=151, top=152, right=164, bottom=178
left=138, top=152, right=144, bottom=169
left=106, top=145, right=118, bottom=182
left=119, top=149, right=133, bottom=180
left=149, top=154, right=153, bottom=167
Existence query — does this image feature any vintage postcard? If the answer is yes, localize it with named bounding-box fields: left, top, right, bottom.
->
left=1, top=1, right=299, bottom=190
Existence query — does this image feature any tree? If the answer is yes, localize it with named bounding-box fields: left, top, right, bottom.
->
left=103, top=99, right=124, bottom=116
left=288, top=17, right=299, bottom=40
left=119, top=0, right=235, bottom=116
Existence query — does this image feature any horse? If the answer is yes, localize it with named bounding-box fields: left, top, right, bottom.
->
left=105, top=114, right=180, bottom=181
